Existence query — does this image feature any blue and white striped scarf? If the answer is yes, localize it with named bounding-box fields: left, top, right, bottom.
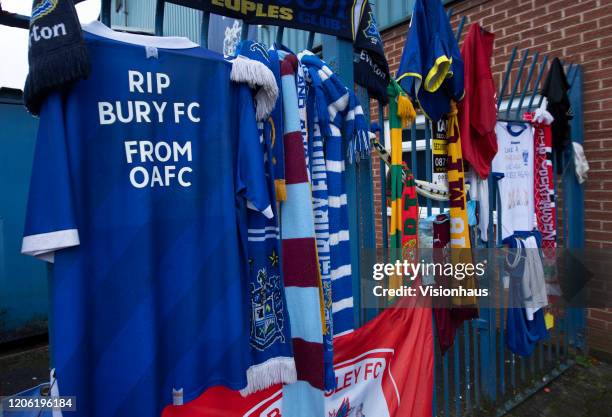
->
left=299, top=51, right=370, bottom=337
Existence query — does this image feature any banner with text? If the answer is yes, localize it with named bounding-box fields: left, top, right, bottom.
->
left=168, top=0, right=368, bottom=40
left=162, top=305, right=433, bottom=417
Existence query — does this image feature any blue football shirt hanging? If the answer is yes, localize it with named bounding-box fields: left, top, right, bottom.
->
left=397, top=0, right=465, bottom=121
left=22, top=22, right=270, bottom=417
left=505, top=236, right=550, bottom=357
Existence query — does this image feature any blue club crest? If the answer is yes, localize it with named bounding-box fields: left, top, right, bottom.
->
left=331, top=398, right=353, bottom=417
left=329, top=397, right=366, bottom=417
left=330, top=398, right=366, bottom=417
left=362, top=10, right=382, bottom=46
left=236, top=40, right=271, bottom=65
left=250, top=268, right=285, bottom=351
left=31, top=0, right=58, bottom=22
left=249, top=42, right=271, bottom=64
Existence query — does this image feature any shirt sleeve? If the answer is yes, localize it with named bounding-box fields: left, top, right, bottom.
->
left=21, top=93, right=79, bottom=262
left=396, top=0, right=425, bottom=97
left=235, top=84, right=273, bottom=219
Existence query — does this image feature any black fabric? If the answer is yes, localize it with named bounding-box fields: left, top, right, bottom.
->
left=542, top=58, right=573, bottom=174
left=353, top=1, right=389, bottom=104
left=24, top=0, right=90, bottom=115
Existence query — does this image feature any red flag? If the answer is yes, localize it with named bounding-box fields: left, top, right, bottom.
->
left=163, top=305, right=433, bottom=417
left=163, top=386, right=283, bottom=417
left=326, top=304, right=433, bottom=417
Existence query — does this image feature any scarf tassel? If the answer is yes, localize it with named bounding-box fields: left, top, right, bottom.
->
left=274, top=179, right=287, bottom=202
left=24, top=43, right=90, bottom=115
left=239, top=357, right=298, bottom=397
left=447, top=100, right=459, bottom=137
left=230, top=56, right=279, bottom=122
left=347, top=100, right=372, bottom=163
left=348, top=128, right=372, bottom=163
left=396, top=93, right=416, bottom=128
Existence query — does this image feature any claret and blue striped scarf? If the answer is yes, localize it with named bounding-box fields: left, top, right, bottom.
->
left=276, top=50, right=328, bottom=417
left=297, top=53, right=336, bottom=393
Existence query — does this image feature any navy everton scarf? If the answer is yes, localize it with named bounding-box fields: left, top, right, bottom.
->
left=24, top=0, right=90, bottom=115
left=354, top=1, right=390, bottom=104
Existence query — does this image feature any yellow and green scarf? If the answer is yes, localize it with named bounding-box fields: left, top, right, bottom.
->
left=387, top=80, right=416, bottom=292
left=447, top=101, right=478, bottom=311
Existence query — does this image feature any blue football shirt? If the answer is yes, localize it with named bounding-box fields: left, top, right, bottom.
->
left=21, top=21, right=271, bottom=417
left=396, top=0, right=464, bottom=121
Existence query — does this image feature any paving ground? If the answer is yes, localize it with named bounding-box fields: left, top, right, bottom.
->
left=0, top=343, right=49, bottom=397
left=1, top=345, right=610, bottom=416
left=505, top=358, right=612, bottom=417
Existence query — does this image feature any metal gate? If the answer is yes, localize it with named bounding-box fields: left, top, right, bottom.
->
left=1, top=2, right=587, bottom=415
left=360, top=10, right=588, bottom=417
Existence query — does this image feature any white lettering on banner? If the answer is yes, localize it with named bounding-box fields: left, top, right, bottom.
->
left=98, top=100, right=200, bottom=125
left=173, top=102, right=201, bottom=123
left=325, top=351, right=393, bottom=417
left=124, top=141, right=193, bottom=188
left=124, top=141, right=192, bottom=164
left=98, top=71, right=200, bottom=125
left=99, top=71, right=201, bottom=189
left=128, top=71, right=171, bottom=94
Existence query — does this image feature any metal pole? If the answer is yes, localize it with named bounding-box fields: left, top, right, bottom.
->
left=275, top=26, right=285, bottom=45
left=101, top=0, right=111, bottom=26
left=307, top=31, right=316, bottom=50
left=498, top=48, right=518, bottom=110
left=200, top=12, right=210, bottom=48
left=505, top=49, right=530, bottom=118
left=241, top=22, right=249, bottom=40
left=154, top=0, right=166, bottom=36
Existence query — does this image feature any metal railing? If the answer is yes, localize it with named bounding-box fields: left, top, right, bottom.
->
left=369, top=9, right=587, bottom=416
left=0, top=2, right=586, bottom=416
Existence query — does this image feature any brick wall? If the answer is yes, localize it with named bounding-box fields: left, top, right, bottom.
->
left=370, top=0, right=612, bottom=355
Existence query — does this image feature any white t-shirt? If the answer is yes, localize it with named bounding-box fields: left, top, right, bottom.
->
left=492, top=122, right=535, bottom=240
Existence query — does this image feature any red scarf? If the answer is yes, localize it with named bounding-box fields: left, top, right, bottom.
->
left=533, top=120, right=558, bottom=327
left=533, top=122, right=557, bottom=249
